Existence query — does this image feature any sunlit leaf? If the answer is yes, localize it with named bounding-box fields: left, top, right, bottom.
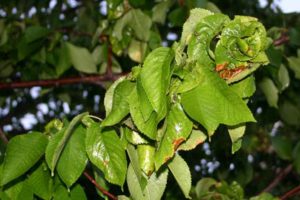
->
left=155, top=103, right=193, bottom=170
left=86, top=122, right=127, bottom=186
left=57, top=125, right=88, bottom=188
left=45, top=113, right=88, bottom=175
left=181, top=64, right=255, bottom=136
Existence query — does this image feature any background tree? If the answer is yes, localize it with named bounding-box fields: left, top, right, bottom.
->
left=0, top=0, right=300, bottom=199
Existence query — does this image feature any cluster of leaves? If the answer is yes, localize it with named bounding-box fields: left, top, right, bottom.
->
left=0, top=7, right=282, bottom=199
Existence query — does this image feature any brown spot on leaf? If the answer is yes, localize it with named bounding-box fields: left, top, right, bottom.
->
left=103, top=160, right=109, bottom=167
left=173, top=138, right=185, bottom=150
left=215, top=63, right=228, bottom=72
left=219, top=65, right=248, bottom=79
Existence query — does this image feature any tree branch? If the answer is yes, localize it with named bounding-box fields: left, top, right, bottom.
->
left=0, top=73, right=126, bottom=90
left=280, top=185, right=300, bottom=200
left=273, top=34, right=289, bottom=46
left=83, top=171, right=118, bottom=200
left=0, top=127, right=8, bottom=144
left=261, top=164, right=293, bottom=193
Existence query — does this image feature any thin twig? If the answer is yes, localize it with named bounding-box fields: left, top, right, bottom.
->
left=273, top=34, right=289, bottom=46
left=0, top=127, right=8, bottom=144
left=0, top=73, right=126, bottom=90
left=106, top=43, right=113, bottom=77
left=261, top=164, right=293, bottom=193
left=280, top=185, right=300, bottom=200
left=178, top=0, right=185, bottom=6
left=83, top=171, right=118, bottom=200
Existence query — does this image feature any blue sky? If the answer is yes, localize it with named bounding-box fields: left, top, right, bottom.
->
left=260, top=0, right=300, bottom=13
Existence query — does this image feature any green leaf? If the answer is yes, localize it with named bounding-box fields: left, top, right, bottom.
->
left=113, top=9, right=152, bottom=41
left=228, top=124, right=246, bottom=154
left=129, top=40, right=147, bottom=63
left=129, top=0, right=145, bottom=7
left=102, top=80, right=135, bottom=127
left=140, top=47, right=174, bottom=114
left=259, top=78, right=278, bottom=108
left=178, top=129, right=207, bottom=151
left=287, top=56, right=300, bottom=79
left=155, top=103, right=193, bottom=170
left=125, top=128, right=149, bottom=145
left=57, top=125, right=88, bottom=188
left=152, top=0, right=173, bottom=24
left=118, top=195, right=131, bottom=200
left=194, top=178, right=217, bottom=199
left=66, top=42, right=97, bottom=74
left=53, top=184, right=69, bottom=200
left=293, top=141, right=300, bottom=174
left=250, top=193, right=279, bottom=200
left=137, top=144, right=155, bottom=176
left=24, top=26, right=50, bottom=43
left=278, top=64, right=290, bottom=91
left=128, top=88, right=158, bottom=140
left=230, top=75, right=256, bottom=99
left=180, top=8, right=212, bottom=46
left=279, top=100, right=300, bottom=127
left=127, top=163, right=145, bottom=200
left=86, top=123, right=127, bottom=186
left=27, top=162, right=52, bottom=200
left=45, top=113, right=88, bottom=175
left=181, top=64, right=255, bottom=136
left=70, top=184, right=87, bottom=200
left=2, top=177, right=31, bottom=200
left=271, top=135, right=292, bottom=160
left=1, top=132, right=48, bottom=186
left=168, top=154, right=191, bottom=199
left=56, top=43, right=71, bottom=76
left=104, top=77, right=126, bottom=115
left=143, top=169, right=168, bottom=200
left=136, top=76, right=154, bottom=122
left=126, top=144, right=147, bottom=199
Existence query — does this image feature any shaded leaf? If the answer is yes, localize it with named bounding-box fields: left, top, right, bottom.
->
left=113, top=9, right=152, bottom=41
left=259, top=78, right=278, bottom=108
left=168, top=154, right=191, bottom=198
left=152, top=0, right=173, bottom=24
left=293, top=141, right=300, bottom=174
left=271, top=135, right=292, bottom=160
left=66, top=42, right=97, bottom=74
left=278, top=64, right=290, bottom=91
left=27, top=162, right=52, bottom=200
left=287, top=56, right=300, bottom=79
left=1, top=132, right=48, bottom=186
left=128, top=40, right=147, bottom=63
